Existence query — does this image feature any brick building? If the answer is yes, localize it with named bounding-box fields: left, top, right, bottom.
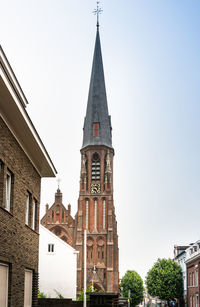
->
left=185, top=241, right=200, bottom=307
left=41, top=24, right=119, bottom=294
left=0, top=46, right=56, bottom=307
left=174, top=245, right=189, bottom=303
left=41, top=188, right=75, bottom=247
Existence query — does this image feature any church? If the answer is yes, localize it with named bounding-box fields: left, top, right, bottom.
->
left=41, top=22, right=119, bottom=294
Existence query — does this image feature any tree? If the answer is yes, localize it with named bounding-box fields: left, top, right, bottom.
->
left=146, top=258, right=183, bottom=304
left=120, top=270, right=144, bottom=307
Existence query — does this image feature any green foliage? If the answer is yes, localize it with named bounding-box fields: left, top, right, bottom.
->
left=38, top=290, right=47, bottom=298
left=146, top=258, right=183, bottom=302
left=77, top=285, right=97, bottom=301
left=120, top=270, right=144, bottom=307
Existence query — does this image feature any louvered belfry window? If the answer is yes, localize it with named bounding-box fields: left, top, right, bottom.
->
left=93, top=122, right=99, bottom=136
left=92, top=153, right=100, bottom=180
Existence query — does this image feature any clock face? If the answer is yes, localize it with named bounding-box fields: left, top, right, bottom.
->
left=91, top=183, right=101, bottom=194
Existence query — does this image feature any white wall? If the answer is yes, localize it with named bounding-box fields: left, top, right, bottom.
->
left=177, top=252, right=187, bottom=293
left=39, top=225, right=77, bottom=300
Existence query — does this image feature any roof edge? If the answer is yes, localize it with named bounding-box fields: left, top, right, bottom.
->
left=0, top=45, right=28, bottom=108
left=0, top=46, right=57, bottom=177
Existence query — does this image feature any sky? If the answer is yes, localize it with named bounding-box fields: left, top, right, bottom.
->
left=1, top=0, right=200, bottom=281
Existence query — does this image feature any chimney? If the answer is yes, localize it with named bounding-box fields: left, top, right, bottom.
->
left=46, top=204, right=49, bottom=213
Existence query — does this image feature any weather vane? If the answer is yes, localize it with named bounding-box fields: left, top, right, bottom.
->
left=93, top=1, right=103, bottom=27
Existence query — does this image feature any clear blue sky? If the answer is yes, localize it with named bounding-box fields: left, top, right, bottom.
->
left=1, top=0, right=200, bottom=280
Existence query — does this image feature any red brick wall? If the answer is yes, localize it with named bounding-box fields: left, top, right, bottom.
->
left=0, top=116, right=41, bottom=307
left=76, top=145, right=119, bottom=294
left=187, top=257, right=200, bottom=307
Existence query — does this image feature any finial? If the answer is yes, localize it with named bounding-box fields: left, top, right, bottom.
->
left=93, top=1, right=103, bottom=27
left=57, top=177, right=61, bottom=190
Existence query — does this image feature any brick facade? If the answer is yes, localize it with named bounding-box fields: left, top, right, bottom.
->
left=75, top=146, right=119, bottom=294
left=0, top=117, right=40, bottom=306
left=0, top=45, right=56, bottom=307
left=41, top=189, right=75, bottom=246
left=186, top=256, right=200, bottom=307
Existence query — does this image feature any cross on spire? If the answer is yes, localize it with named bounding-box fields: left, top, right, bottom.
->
left=93, top=1, right=103, bottom=27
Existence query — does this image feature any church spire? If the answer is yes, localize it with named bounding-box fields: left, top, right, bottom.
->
left=82, top=24, right=112, bottom=149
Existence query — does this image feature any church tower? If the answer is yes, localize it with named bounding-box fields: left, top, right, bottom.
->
left=75, top=23, right=119, bottom=293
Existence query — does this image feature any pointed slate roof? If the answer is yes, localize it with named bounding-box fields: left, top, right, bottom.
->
left=82, top=27, right=112, bottom=149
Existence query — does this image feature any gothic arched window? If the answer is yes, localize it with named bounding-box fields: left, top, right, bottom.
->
left=85, top=199, right=89, bottom=229
left=97, top=238, right=105, bottom=263
left=56, top=205, right=60, bottom=222
left=103, top=199, right=106, bottom=229
left=87, top=238, right=94, bottom=263
left=92, top=153, right=100, bottom=180
left=94, top=199, right=97, bottom=230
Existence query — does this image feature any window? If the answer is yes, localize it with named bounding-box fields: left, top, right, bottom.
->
left=196, top=295, right=198, bottom=307
left=103, top=200, right=106, bottom=229
left=5, top=170, right=12, bottom=211
left=48, top=244, right=54, bottom=253
left=32, top=199, right=36, bottom=230
left=0, top=161, right=4, bottom=207
left=86, top=200, right=89, bottom=229
left=191, top=296, right=192, bottom=307
left=196, top=269, right=198, bottom=287
left=24, top=270, right=32, bottom=307
left=25, top=192, right=31, bottom=225
left=97, top=240, right=105, bottom=262
left=189, top=273, right=192, bottom=286
left=93, top=122, right=99, bottom=136
left=193, top=272, right=195, bottom=286
left=87, top=239, right=93, bottom=263
left=102, top=246, right=104, bottom=259
left=91, top=153, right=100, bottom=180
left=56, top=205, right=60, bottom=222
left=0, top=263, right=8, bottom=307
left=94, top=200, right=97, bottom=230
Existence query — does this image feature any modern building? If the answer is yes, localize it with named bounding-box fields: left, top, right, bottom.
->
left=185, top=241, right=200, bottom=307
left=39, top=225, right=78, bottom=300
left=41, top=23, right=119, bottom=294
left=0, top=46, right=56, bottom=307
